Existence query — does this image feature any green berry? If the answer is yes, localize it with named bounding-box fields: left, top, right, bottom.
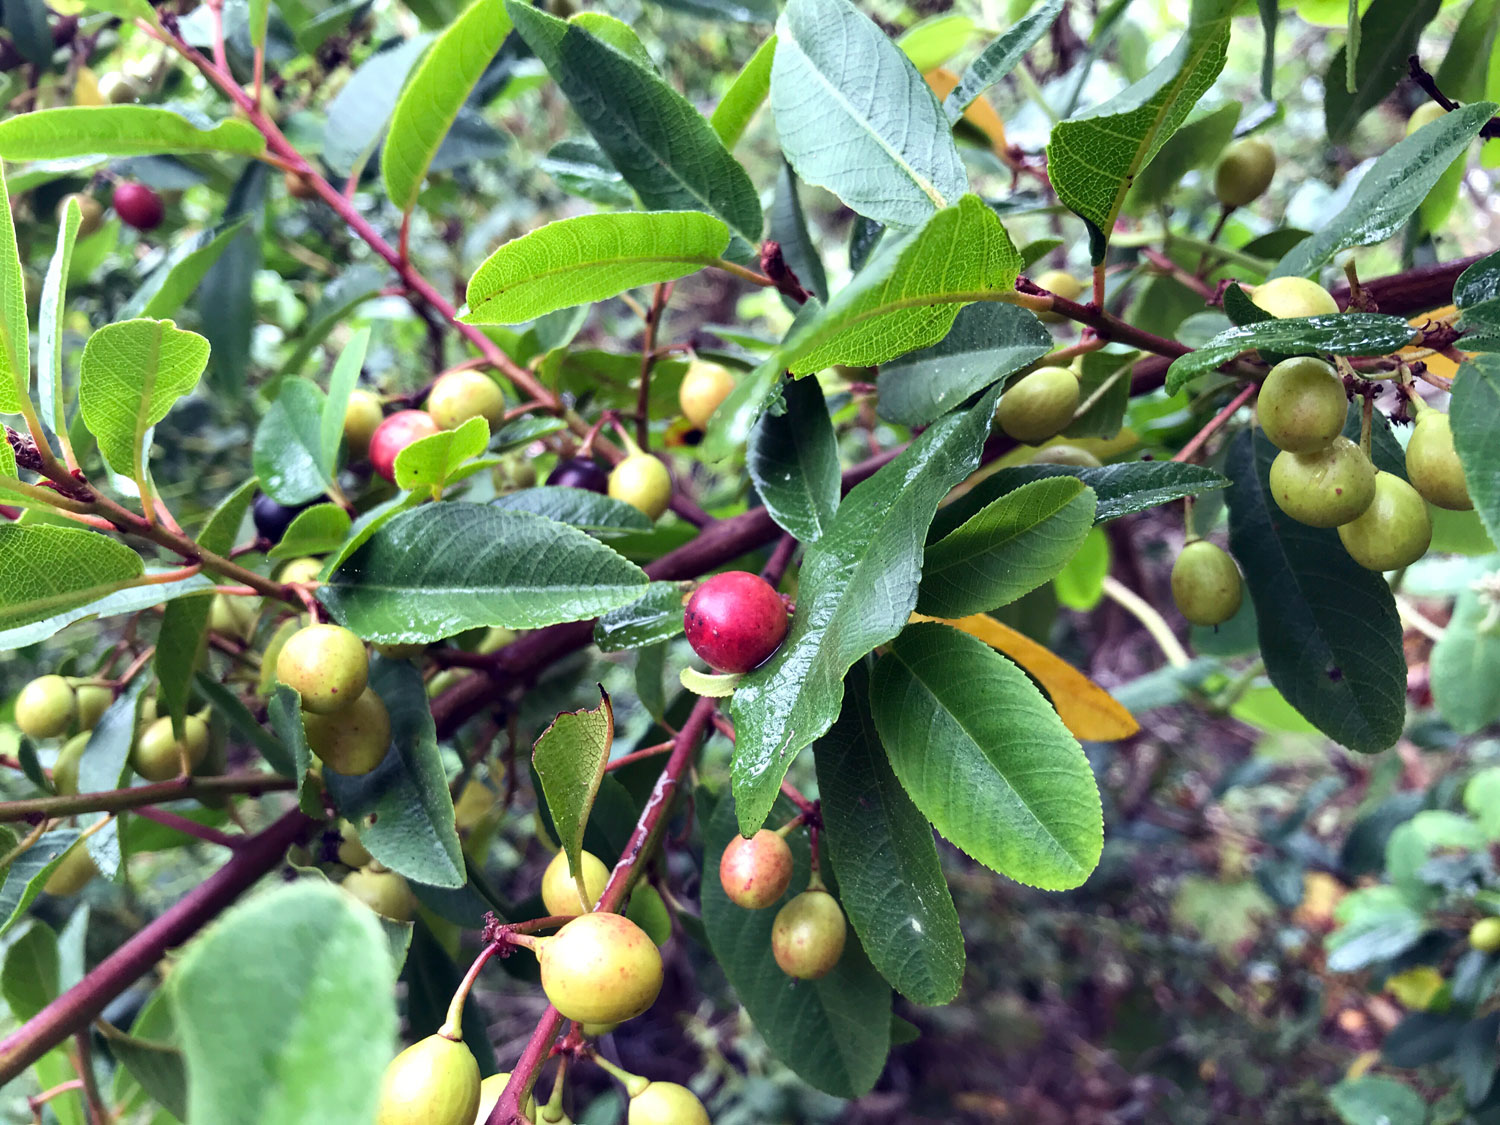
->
left=74, top=685, right=113, bottom=731
left=337, top=822, right=373, bottom=868
left=132, top=715, right=210, bottom=782
left=44, top=840, right=98, bottom=896
left=209, top=594, right=259, bottom=641
left=608, top=454, right=673, bottom=521
left=344, top=867, right=418, bottom=921
left=1031, top=444, right=1102, bottom=467
left=540, top=849, right=611, bottom=917
left=275, top=624, right=369, bottom=714
left=1171, top=541, right=1243, bottom=627
left=1034, top=269, right=1083, bottom=323
left=426, top=370, right=506, bottom=431
left=1213, top=137, right=1275, bottom=208
left=629, top=1082, right=711, bottom=1125
left=1407, top=102, right=1448, bottom=136
left=344, top=389, right=384, bottom=458
left=1405, top=410, right=1471, bottom=511
left=53, top=732, right=89, bottom=796
left=995, top=366, right=1080, bottom=444
left=302, top=687, right=390, bottom=775
left=771, top=888, right=847, bottom=980
left=1256, top=356, right=1347, bottom=453
left=278, top=556, right=324, bottom=585
left=536, top=912, right=664, bottom=1024
left=1269, top=436, right=1376, bottom=528
left=1337, top=471, right=1432, bottom=571
left=15, top=676, right=77, bottom=739
left=375, top=1034, right=480, bottom=1125
left=1251, top=277, right=1339, bottom=319
left=1471, top=917, right=1500, bottom=954
left=679, top=359, right=737, bottom=429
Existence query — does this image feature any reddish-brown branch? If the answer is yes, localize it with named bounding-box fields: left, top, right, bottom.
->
left=1173, top=383, right=1258, bottom=464
left=0, top=774, right=296, bottom=824
left=133, top=806, right=242, bottom=849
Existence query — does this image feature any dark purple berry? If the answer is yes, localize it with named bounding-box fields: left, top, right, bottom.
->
left=546, top=457, right=609, bottom=494
left=252, top=493, right=311, bottom=543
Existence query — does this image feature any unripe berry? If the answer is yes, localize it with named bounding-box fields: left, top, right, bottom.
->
left=684, top=571, right=789, bottom=674
left=1250, top=276, right=1339, bottom=319
left=374, top=642, right=425, bottom=660
left=1472, top=917, right=1500, bottom=954
left=1269, top=436, right=1376, bottom=528
left=771, top=887, right=846, bottom=980
left=337, top=823, right=373, bottom=868
left=53, top=732, right=89, bottom=796
left=252, top=492, right=308, bottom=543
left=1031, top=444, right=1101, bottom=467
left=44, top=840, right=98, bottom=896
left=474, top=1073, right=535, bottom=1123
left=477, top=627, right=517, bottom=654
left=343, top=390, right=384, bottom=460
left=57, top=194, right=104, bottom=238
left=1405, top=410, right=1472, bottom=511
left=1256, top=356, right=1348, bottom=453
left=536, top=912, right=664, bottom=1023
left=132, top=715, right=209, bottom=781
left=112, top=182, right=164, bottom=231
left=276, top=624, right=368, bottom=714
left=284, top=170, right=320, bottom=199
left=1170, top=541, right=1243, bottom=627
left=678, top=359, right=737, bottom=429
left=629, top=1082, right=711, bottom=1125
left=453, top=778, right=497, bottom=830
left=1034, top=269, right=1083, bottom=323
left=375, top=1034, right=480, bottom=1125
left=344, top=867, right=418, bottom=921
left=302, top=687, right=390, bottom=775
left=427, top=370, right=506, bottom=431
left=719, top=828, right=794, bottom=909
left=98, top=71, right=143, bottom=104
left=209, top=593, right=258, bottom=641
left=540, top=849, right=611, bottom=916
left=278, top=556, right=324, bottom=585
left=1213, top=137, right=1275, bottom=208
left=16, top=676, right=77, bottom=739
left=995, top=366, right=1080, bottom=444
left=492, top=455, right=537, bottom=493
left=370, top=410, right=441, bottom=484
left=546, top=457, right=610, bottom=493
left=1407, top=102, right=1448, bottom=135
left=75, top=685, right=112, bottom=731
left=609, top=454, right=673, bottom=520
left=1337, top=471, right=1432, bottom=571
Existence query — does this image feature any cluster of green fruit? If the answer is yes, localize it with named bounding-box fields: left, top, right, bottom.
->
left=275, top=623, right=392, bottom=775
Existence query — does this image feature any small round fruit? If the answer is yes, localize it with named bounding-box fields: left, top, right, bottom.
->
left=252, top=492, right=307, bottom=543
left=302, top=688, right=390, bottom=775
left=1269, top=436, right=1376, bottom=528
left=344, top=868, right=418, bottom=921
left=1472, top=917, right=1500, bottom=954
left=278, top=556, right=324, bottom=585
left=629, top=1082, right=711, bottom=1125
left=337, top=823, right=373, bottom=868
left=15, top=676, right=77, bottom=739
left=609, top=453, right=673, bottom=520
left=209, top=593, right=258, bottom=641
left=344, top=390, right=384, bottom=459
left=1034, top=269, right=1084, bottom=323
left=1251, top=276, right=1339, bottom=319
left=53, top=732, right=89, bottom=796
left=1406, top=409, right=1472, bottom=511
left=427, top=370, right=506, bottom=431
left=685, top=571, right=789, bottom=674
left=474, top=1073, right=535, bottom=1123
left=98, top=71, right=142, bottom=103
left=546, top=457, right=610, bottom=493
left=1213, top=137, right=1275, bottom=208
left=132, top=715, right=210, bottom=782
left=58, top=194, right=104, bottom=238
left=375, top=1034, right=480, bottom=1125
left=771, top=888, right=847, bottom=980
left=74, top=685, right=112, bottom=731
left=1407, top=102, right=1448, bottom=135
left=453, top=779, right=497, bottom=830
left=112, top=182, right=164, bottom=231
left=1337, top=471, right=1432, bottom=571
left=679, top=359, right=737, bottom=429
left=1171, top=541, right=1243, bottom=627
left=276, top=624, right=369, bottom=713
left=492, top=455, right=537, bottom=493
left=1031, top=444, right=1101, bottom=467
left=374, top=641, right=425, bottom=660
left=719, top=828, right=794, bottom=909
left=370, top=410, right=441, bottom=484
left=540, top=849, right=611, bottom=916
left=284, top=170, right=320, bottom=199
left=996, top=366, right=1080, bottom=444
left=44, top=841, right=98, bottom=896
left=1257, top=356, right=1348, bottom=453
left=537, top=912, right=664, bottom=1023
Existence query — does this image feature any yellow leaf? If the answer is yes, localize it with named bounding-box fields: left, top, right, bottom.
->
left=73, top=67, right=104, bottom=108
left=1345, top=1050, right=1380, bottom=1081
left=925, top=67, right=1008, bottom=156
left=1385, top=966, right=1445, bottom=1011
left=913, top=613, right=1140, bottom=740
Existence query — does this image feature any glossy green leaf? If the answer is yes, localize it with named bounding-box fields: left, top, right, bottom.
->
left=769, top=163, right=829, bottom=304
left=871, top=623, right=1103, bottom=890
left=701, top=793, right=892, bottom=1097
left=918, top=477, right=1097, bottom=618
left=266, top=688, right=319, bottom=810
left=382, top=0, right=513, bottom=212
left=783, top=195, right=1022, bottom=374
left=492, top=486, right=653, bottom=537
left=1451, top=354, right=1500, bottom=544
left=594, top=581, right=687, bottom=652
left=1163, top=314, right=1417, bottom=394
left=942, top=0, right=1063, bottom=120
left=253, top=377, right=332, bottom=507
left=1328, top=1076, right=1426, bottom=1125
left=1433, top=580, right=1500, bottom=737
left=0, top=825, right=81, bottom=936
left=0, top=107, right=266, bottom=160
left=170, top=882, right=397, bottom=1125
left=729, top=387, right=1000, bottom=834
left=267, top=503, right=353, bottom=560
left=320, top=328, right=369, bottom=473
left=816, top=664, right=964, bottom=1005
left=79, top=318, right=211, bottom=479
left=392, top=416, right=488, bottom=494
left=710, top=33, right=776, bottom=148
left=37, top=197, right=80, bottom=440
left=319, top=502, right=649, bottom=643
left=770, top=0, right=965, bottom=229
left=463, top=211, right=729, bottom=325
left=896, top=14, right=975, bottom=72
left=0, top=570, right=213, bottom=651
left=747, top=375, right=840, bottom=544
left=1048, top=0, right=1233, bottom=259
left=0, top=524, right=144, bottom=636
left=0, top=164, right=31, bottom=417
left=1224, top=429, right=1405, bottom=752
left=875, top=301, right=1051, bottom=426
left=1436, top=0, right=1500, bottom=103
left=1129, top=102, right=1240, bottom=207
left=533, top=687, right=613, bottom=904
left=123, top=219, right=248, bottom=321
left=1273, top=100, right=1497, bottom=279
left=1324, top=0, right=1441, bottom=142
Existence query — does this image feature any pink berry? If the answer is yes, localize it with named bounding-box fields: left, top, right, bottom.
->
left=112, top=182, right=164, bottom=231
left=684, top=571, right=788, bottom=673
left=369, top=410, right=440, bottom=484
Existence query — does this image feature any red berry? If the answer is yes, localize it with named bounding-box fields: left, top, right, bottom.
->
left=369, top=410, right=440, bottom=484
left=684, top=571, right=788, bottom=673
left=719, top=829, right=794, bottom=909
left=112, top=182, right=164, bottom=231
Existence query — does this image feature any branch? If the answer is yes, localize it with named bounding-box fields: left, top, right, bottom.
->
left=0, top=773, right=296, bottom=824
left=1408, top=56, right=1500, bottom=139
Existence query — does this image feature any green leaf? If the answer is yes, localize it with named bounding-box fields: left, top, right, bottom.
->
left=593, top=582, right=687, bottom=652
left=324, top=37, right=433, bottom=179
left=0, top=107, right=266, bottom=161
left=2, top=920, right=58, bottom=1020
left=122, top=219, right=249, bottom=321
left=382, top=0, right=513, bottom=212
left=875, top=301, right=1051, bottom=426
left=508, top=1, right=763, bottom=247
left=248, top=0, right=269, bottom=49
left=1452, top=354, right=1500, bottom=544
left=321, top=658, right=465, bottom=887
left=896, top=14, right=975, bottom=73
left=491, top=487, right=653, bottom=537
left=1324, top=0, right=1441, bottom=143
left=253, top=378, right=332, bottom=506
left=79, top=318, right=211, bottom=480
left=462, top=211, right=729, bottom=325
left=816, top=664, right=964, bottom=1006
left=1432, top=581, right=1500, bottom=735
left=1129, top=102, right=1240, bottom=208
left=728, top=387, right=1000, bottom=834
left=96, top=1011, right=188, bottom=1122
left=1328, top=1076, right=1426, bottom=1125
left=170, top=882, right=397, bottom=1125
left=195, top=673, right=295, bottom=776
left=393, top=416, right=489, bottom=494
left=1047, top=0, right=1233, bottom=260
left=319, top=491, right=422, bottom=579
left=0, top=164, right=31, bottom=418
left=1436, top=0, right=1500, bottom=103
left=0, top=570, right=213, bottom=651
left=747, top=375, right=840, bottom=544
left=769, top=163, right=829, bottom=304
left=267, top=686, right=322, bottom=812
left=871, top=623, right=1103, bottom=890
left=319, top=503, right=650, bottom=643
left=532, top=687, right=613, bottom=906
left=0, top=825, right=81, bottom=937
left=267, top=503, right=354, bottom=560
left=1273, top=100, right=1497, bottom=279
left=0, top=524, right=144, bottom=635
left=710, top=33, right=776, bottom=149
left=681, top=666, right=741, bottom=697
left=87, top=0, right=157, bottom=24
left=37, top=196, right=81, bottom=439
left=700, top=793, right=892, bottom=1097
left=320, top=329, right=369, bottom=474
left=942, top=0, right=1063, bottom=120
left=783, top=195, right=1022, bottom=374
left=918, top=477, right=1098, bottom=618
left=1163, top=313, right=1417, bottom=394
left=1224, top=429, right=1405, bottom=752
left=770, top=0, right=965, bottom=229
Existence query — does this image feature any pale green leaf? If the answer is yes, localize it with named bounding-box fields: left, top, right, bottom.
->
left=896, top=14, right=976, bottom=73
left=1452, top=354, right=1500, bottom=545
left=0, top=163, right=31, bottom=416
left=123, top=219, right=249, bottom=321
left=320, top=328, right=369, bottom=472
left=710, top=33, right=776, bottom=149
left=0, top=572, right=213, bottom=651
left=267, top=503, right=354, bottom=560
left=38, top=196, right=81, bottom=437
left=0, top=107, right=266, bottom=161
left=393, top=415, right=489, bottom=493
left=681, top=666, right=742, bottom=696
left=532, top=688, right=614, bottom=905
left=490, top=487, right=653, bottom=537
left=0, top=525, right=144, bottom=635
left=253, top=378, right=332, bottom=507
left=943, top=0, right=1064, bottom=121
left=1431, top=582, right=1500, bottom=735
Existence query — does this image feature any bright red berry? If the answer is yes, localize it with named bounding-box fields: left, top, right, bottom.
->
left=112, top=182, right=164, bottom=231
left=684, top=571, right=789, bottom=674
left=369, top=410, right=440, bottom=484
